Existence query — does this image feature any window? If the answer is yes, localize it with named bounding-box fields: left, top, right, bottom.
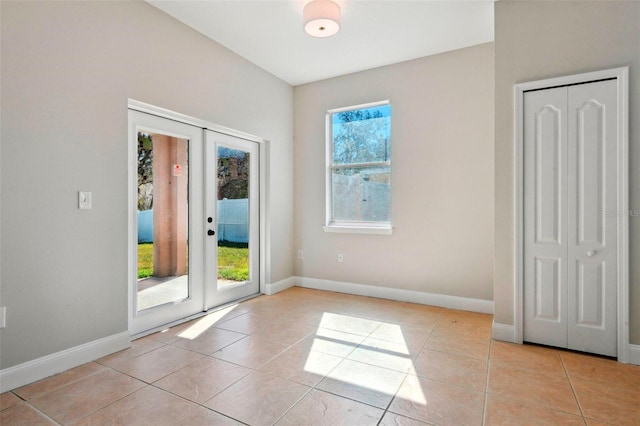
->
left=325, top=101, right=392, bottom=234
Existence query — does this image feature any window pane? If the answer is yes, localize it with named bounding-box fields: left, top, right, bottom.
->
left=332, top=105, right=391, bottom=165
left=332, top=167, right=390, bottom=222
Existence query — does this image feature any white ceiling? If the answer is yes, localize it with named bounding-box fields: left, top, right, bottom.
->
left=147, top=1, right=494, bottom=86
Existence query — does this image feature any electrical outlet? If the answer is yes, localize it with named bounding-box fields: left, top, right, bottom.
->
left=78, top=191, right=92, bottom=210
left=298, top=250, right=304, bottom=260
left=338, top=253, right=344, bottom=263
left=0, top=307, right=6, bottom=329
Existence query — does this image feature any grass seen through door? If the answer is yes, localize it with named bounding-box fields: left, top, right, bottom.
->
left=138, top=243, right=154, bottom=279
left=137, top=243, right=249, bottom=281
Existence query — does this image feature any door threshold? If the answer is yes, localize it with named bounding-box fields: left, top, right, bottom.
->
left=131, top=292, right=261, bottom=340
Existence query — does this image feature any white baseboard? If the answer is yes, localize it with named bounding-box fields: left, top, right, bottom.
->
left=296, top=277, right=493, bottom=314
left=0, top=331, right=130, bottom=393
left=492, top=321, right=516, bottom=342
left=627, top=344, right=640, bottom=365
left=264, top=276, right=297, bottom=296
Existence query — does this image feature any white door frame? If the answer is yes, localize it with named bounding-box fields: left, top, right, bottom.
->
left=513, top=67, right=630, bottom=362
left=127, top=99, right=270, bottom=336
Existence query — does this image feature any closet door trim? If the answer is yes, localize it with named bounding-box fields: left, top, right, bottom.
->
left=513, top=67, right=629, bottom=362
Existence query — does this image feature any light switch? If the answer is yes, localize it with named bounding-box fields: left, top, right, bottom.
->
left=0, top=307, right=6, bottom=329
left=79, top=191, right=92, bottom=209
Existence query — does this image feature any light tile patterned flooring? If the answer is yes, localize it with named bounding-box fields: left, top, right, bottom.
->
left=1, top=287, right=639, bottom=425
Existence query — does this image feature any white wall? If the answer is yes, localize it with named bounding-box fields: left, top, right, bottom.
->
left=294, top=43, right=494, bottom=301
left=0, top=1, right=294, bottom=369
left=494, top=1, right=640, bottom=343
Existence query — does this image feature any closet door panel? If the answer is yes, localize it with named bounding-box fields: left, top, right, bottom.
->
left=567, top=79, right=618, bottom=356
left=523, top=87, right=569, bottom=347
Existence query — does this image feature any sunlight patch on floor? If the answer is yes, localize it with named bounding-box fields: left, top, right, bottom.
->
left=305, top=312, right=427, bottom=405
left=306, top=327, right=364, bottom=356
left=396, top=374, right=428, bottom=405
left=177, top=304, right=239, bottom=340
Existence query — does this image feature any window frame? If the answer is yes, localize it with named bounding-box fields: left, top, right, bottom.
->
left=324, top=100, right=393, bottom=235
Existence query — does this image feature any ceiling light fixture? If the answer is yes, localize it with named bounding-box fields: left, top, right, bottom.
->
left=303, top=0, right=341, bottom=38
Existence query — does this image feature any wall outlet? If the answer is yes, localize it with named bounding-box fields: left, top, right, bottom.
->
left=338, top=253, right=344, bottom=263
left=297, top=250, right=304, bottom=260
left=0, top=307, right=6, bottom=329
left=78, top=191, right=92, bottom=210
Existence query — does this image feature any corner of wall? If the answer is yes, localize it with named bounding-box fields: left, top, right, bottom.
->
left=264, top=276, right=297, bottom=295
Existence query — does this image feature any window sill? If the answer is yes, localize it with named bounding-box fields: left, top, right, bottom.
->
left=323, top=225, right=393, bottom=235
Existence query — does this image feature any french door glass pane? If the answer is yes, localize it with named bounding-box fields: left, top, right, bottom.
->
left=137, top=132, right=189, bottom=311
left=217, top=146, right=250, bottom=288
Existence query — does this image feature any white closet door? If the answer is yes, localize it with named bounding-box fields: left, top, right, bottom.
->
left=524, top=80, right=619, bottom=357
left=523, top=87, right=569, bottom=348
left=567, top=80, right=618, bottom=356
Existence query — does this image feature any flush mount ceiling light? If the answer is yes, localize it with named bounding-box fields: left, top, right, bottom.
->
left=303, top=0, right=341, bottom=38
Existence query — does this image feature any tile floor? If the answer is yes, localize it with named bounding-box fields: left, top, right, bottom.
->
left=1, top=287, right=638, bottom=425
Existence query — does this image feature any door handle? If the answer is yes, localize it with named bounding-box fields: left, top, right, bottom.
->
left=207, top=229, right=216, bottom=236
left=587, top=250, right=596, bottom=257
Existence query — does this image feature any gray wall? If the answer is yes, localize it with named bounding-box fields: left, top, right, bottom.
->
left=494, top=1, right=640, bottom=343
left=294, top=43, right=495, bottom=301
left=0, top=1, right=294, bottom=369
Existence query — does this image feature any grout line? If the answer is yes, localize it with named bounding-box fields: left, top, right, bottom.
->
left=168, top=405, right=250, bottom=426
left=149, top=362, right=253, bottom=405
left=268, top=385, right=313, bottom=426
left=481, top=338, right=493, bottom=426
left=11, top=362, right=109, bottom=403
left=486, top=393, right=588, bottom=419
left=559, top=350, right=587, bottom=421
left=421, top=321, right=439, bottom=348
left=8, top=390, right=27, bottom=403
left=378, top=371, right=409, bottom=425
left=22, top=400, right=63, bottom=426
left=68, top=384, right=149, bottom=425
left=417, top=344, right=489, bottom=361
left=311, top=356, right=347, bottom=392
left=307, top=386, right=391, bottom=417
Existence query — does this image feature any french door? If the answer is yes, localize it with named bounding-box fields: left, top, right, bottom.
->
left=129, top=110, right=260, bottom=336
left=205, top=130, right=260, bottom=307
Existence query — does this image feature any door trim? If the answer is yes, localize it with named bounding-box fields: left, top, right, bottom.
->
left=513, top=67, right=629, bottom=362
left=127, top=100, right=270, bottom=335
